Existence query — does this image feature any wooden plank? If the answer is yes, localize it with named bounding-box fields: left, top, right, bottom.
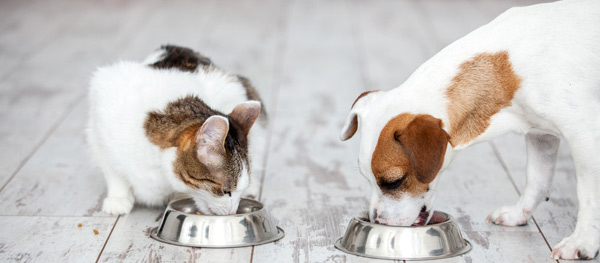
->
left=0, top=216, right=115, bottom=263
left=350, top=0, right=439, bottom=91
left=0, top=0, right=149, bottom=189
left=478, top=0, right=555, bottom=17
left=113, top=0, right=218, bottom=61
left=0, top=100, right=111, bottom=216
left=252, top=0, right=397, bottom=262
left=0, top=0, right=74, bottom=78
left=415, top=0, right=493, bottom=50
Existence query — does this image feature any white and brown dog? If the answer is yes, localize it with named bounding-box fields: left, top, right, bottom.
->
left=340, top=0, right=599, bottom=260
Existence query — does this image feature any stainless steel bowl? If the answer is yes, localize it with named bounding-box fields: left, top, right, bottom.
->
left=335, top=211, right=471, bottom=260
left=151, top=198, right=284, bottom=248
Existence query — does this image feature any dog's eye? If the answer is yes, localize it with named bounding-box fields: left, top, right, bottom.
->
left=380, top=176, right=406, bottom=190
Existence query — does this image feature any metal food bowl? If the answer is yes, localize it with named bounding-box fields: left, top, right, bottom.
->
left=151, top=198, right=284, bottom=248
left=335, top=211, right=471, bottom=260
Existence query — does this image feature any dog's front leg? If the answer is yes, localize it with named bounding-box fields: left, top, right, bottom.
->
left=487, top=133, right=560, bottom=226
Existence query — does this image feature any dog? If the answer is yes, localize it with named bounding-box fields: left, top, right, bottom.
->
left=340, top=0, right=599, bottom=260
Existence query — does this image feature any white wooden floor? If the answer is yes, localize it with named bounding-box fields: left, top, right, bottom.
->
left=0, top=0, right=596, bottom=262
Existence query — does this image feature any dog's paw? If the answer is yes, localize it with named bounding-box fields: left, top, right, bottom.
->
left=486, top=205, right=529, bottom=226
left=102, top=196, right=134, bottom=215
left=551, top=234, right=600, bottom=260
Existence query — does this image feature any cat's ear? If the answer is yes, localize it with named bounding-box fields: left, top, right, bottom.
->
left=228, top=101, right=261, bottom=137
left=195, top=116, right=229, bottom=166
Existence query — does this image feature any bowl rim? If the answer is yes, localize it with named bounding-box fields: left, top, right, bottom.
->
left=334, top=210, right=473, bottom=260
left=334, top=238, right=472, bottom=261
left=152, top=197, right=285, bottom=248
left=150, top=226, right=285, bottom=248
left=166, top=198, right=265, bottom=219
left=351, top=210, right=452, bottom=228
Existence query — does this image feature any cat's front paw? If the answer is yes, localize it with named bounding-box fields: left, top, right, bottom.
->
left=102, top=196, right=134, bottom=215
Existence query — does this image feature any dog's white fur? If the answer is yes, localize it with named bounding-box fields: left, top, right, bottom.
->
left=87, top=50, right=265, bottom=216
left=342, top=0, right=600, bottom=259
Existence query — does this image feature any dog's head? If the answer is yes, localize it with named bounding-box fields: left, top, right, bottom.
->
left=341, top=90, right=450, bottom=226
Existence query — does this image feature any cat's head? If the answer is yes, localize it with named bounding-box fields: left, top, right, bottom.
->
left=173, top=101, right=261, bottom=215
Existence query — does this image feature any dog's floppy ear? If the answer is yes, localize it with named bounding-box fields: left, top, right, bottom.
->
left=395, top=115, right=449, bottom=184
left=340, top=90, right=381, bottom=141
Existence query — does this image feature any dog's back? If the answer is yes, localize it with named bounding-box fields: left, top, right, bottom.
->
left=493, top=0, right=600, bottom=96
left=400, top=0, right=600, bottom=138
left=493, top=0, right=600, bottom=134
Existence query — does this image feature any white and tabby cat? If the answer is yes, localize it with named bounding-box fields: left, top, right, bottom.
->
left=87, top=45, right=266, bottom=215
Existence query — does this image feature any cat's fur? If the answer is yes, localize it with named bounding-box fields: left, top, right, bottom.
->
left=87, top=45, right=266, bottom=215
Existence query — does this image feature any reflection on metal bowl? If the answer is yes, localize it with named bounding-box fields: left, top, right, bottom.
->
left=151, top=198, right=284, bottom=248
left=335, top=211, right=471, bottom=260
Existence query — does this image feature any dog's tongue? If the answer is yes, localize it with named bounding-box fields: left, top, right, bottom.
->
left=411, top=210, right=430, bottom=226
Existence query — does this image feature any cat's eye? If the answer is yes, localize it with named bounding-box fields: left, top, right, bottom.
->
left=380, top=175, right=406, bottom=190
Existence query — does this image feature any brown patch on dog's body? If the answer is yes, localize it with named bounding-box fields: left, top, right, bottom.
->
left=446, top=51, right=521, bottom=146
left=371, top=114, right=449, bottom=197
left=150, top=45, right=212, bottom=72
left=144, top=96, right=248, bottom=196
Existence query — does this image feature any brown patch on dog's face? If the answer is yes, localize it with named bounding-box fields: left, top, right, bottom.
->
left=372, top=114, right=449, bottom=197
left=446, top=51, right=521, bottom=146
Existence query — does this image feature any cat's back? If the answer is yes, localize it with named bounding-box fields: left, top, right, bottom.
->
left=90, top=60, right=207, bottom=119
left=89, top=46, right=255, bottom=134
left=88, top=46, right=260, bottom=169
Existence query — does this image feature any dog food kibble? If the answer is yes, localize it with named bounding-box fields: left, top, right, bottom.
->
left=93, top=229, right=99, bottom=235
left=77, top=223, right=82, bottom=228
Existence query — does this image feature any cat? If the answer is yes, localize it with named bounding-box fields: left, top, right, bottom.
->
left=87, top=45, right=267, bottom=215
